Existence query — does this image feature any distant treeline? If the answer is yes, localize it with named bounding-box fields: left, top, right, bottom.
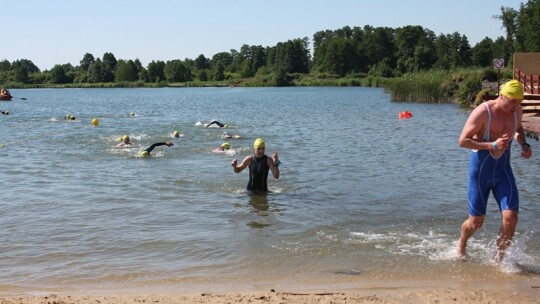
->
left=1, top=1, right=539, bottom=88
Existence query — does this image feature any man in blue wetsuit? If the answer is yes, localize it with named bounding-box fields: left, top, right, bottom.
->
left=457, top=80, right=532, bottom=260
left=231, top=138, right=280, bottom=192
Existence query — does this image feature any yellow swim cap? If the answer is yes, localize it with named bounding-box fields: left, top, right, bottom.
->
left=221, top=142, right=231, bottom=150
left=123, top=135, right=130, bottom=141
left=173, top=131, right=180, bottom=137
left=224, top=124, right=229, bottom=128
left=500, top=80, right=524, bottom=99
left=254, top=138, right=265, bottom=149
left=140, top=150, right=150, bottom=157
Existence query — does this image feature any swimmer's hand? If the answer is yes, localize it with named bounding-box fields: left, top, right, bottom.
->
left=493, top=134, right=511, bottom=151
left=521, top=143, right=532, bottom=159
left=271, top=151, right=279, bottom=165
left=231, top=159, right=238, bottom=167
left=165, top=141, right=174, bottom=147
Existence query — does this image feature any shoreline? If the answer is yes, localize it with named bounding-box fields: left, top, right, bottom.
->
left=1, top=288, right=539, bottom=304
left=523, top=115, right=540, bottom=138
left=2, top=278, right=539, bottom=304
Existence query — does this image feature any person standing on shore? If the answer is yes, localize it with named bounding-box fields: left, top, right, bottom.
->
left=457, top=79, right=532, bottom=261
left=231, top=138, right=280, bottom=192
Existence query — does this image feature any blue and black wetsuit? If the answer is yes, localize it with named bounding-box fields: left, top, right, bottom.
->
left=206, top=120, right=225, bottom=128
left=247, top=155, right=269, bottom=192
left=467, top=103, right=519, bottom=216
left=144, top=142, right=169, bottom=154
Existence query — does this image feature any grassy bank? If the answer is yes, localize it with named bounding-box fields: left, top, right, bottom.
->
left=2, top=68, right=513, bottom=107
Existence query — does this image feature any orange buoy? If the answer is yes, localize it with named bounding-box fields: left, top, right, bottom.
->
left=398, top=111, right=413, bottom=119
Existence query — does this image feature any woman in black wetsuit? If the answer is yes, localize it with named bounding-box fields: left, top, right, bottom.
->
left=230, top=138, right=280, bottom=192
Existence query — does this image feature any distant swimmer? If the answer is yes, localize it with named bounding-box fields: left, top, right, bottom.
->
left=172, top=130, right=185, bottom=138
left=223, top=131, right=241, bottom=139
left=205, top=120, right=228, bottom=128
left=231, top=138, right=280, bottom=192
left=1, top=110, right=9, bottom=115
left=116, top=135, right=133, bottom=148
left=140, top=141, right=174, bottom=157
left=214, top=142, right=231, bottom=153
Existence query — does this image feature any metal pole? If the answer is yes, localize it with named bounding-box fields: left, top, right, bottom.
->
left=497, top=69, right=500, bottom=96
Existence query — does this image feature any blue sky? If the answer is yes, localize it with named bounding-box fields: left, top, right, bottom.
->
left=2, top=0, right=524, bottom=71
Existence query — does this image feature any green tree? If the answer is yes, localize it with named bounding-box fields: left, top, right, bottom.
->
left=49, top=64, right=70, bottom=84
left=515, top=0, right=540, bottom=52
left=147, top=60, right=165, bottom=82
left=211, top=52, right=233, bottom=72
left=491, top=37, right=507, bottom=62
left=213, top=62, right=225, bottom=81
left=361, top=26, right=396, bottom=72
left=312, top=29, right=334, bottom=69
left=0, top=60, right=11, bottom=72
left=395, top=26, right=436, bottom=73
left=87, top=59, right=108, bottom=83
left=471, top=37, right=494, bottom=67
left=194, top=54, right=210, bottom=70
left=272, top=65, right=289, bottom=86
left=115, top=60, right=139, bottom=82
left=494, top=6, right=518, bottom=63
left=239, top=60, right=253, bottom=78
left=164, top=60, right=191, bottom=82
left=267, top=38, right=310, bottom=74
left=80, top=53, right=95, bottom=71
left=197, top=69, right=208, bottom=81
left=321, top=38, right=359, bottom=76
left=11, top=59, right=39, bottom=84
left=102, top=52, right=117, bottom=72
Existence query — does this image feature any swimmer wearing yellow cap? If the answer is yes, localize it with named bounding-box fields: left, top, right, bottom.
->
left=212, top=142, right=231, bottom=153
left=116, top=135, right=132, bottom=148
left=231, top=137, right=280, bottom=192
left=500, top=79, right=524, bottom=100
left=457, top=79, right=532, bottom=259
left=139, top=141, right=174, bottom=157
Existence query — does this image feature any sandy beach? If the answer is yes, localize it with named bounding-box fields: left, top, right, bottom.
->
left=1, top=288, right=539, bottom=304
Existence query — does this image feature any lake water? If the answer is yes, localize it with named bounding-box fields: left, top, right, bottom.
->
left=1, top=87, right=539, bottom=295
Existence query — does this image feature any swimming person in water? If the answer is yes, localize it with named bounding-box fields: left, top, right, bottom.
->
left=231, top=138, right=280, bottom=192
left=205, top=120, right=228, bottom=128
left=457, top=80, right=532, bottom=261
left=139, top=141, right=174, bottom=157
left=116, top=135, right=133, bottom=148
left=214, top=142, right=231, bottom=153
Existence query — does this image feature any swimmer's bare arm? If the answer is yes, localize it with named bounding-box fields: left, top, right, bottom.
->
left=513, top=107, right=533, bottom=159
left=231, top=155, right=251, bottom=173
left=116, top=142, right=132, bottom=148
left=459, top=106, right=509, bottom=151
left=268, top=151, right=280, bottom=179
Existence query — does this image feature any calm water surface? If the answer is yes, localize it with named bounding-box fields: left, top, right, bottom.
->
left=0, top=87, right=539, bottom=295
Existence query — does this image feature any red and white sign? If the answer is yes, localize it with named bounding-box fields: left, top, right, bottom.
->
left=493, top=59, right=504, bottom=69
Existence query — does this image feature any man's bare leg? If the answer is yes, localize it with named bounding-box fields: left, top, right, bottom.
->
left=495, top=210, right=518, bottom=261
left=457, top=215, right=484, bottom=257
